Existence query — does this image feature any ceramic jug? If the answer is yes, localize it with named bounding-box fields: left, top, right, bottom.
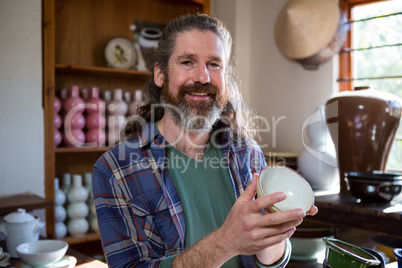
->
left=0, top=208, right=45, bottom=258
left=325, top=88, right=401, bottom=193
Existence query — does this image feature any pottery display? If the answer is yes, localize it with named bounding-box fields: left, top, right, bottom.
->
left=54, top=178, right=67, bottom=223
left=62, top=85, right=85, bottom=115
left=63, top=85, right=86, bottom=147
left=0, top=209, right=45, bottom=258
left=54, top=96, right=62, bottom=147
left=298, top=106, right=339, bottom=191
left=107, top=89, right=128, bottom=145
left=55, top=222, right=68, bottom=240
left=63, top=128, right=86, bottom=147
left=138, top=27, right=162, bottom=70
left=325, top=88, right=402, bottom=193
left=67, top=175, right=89, bottom=237
left=86, top=86, right=105, bottom=114
left=85, top=87, right=106, bottom=147
left=67, top=218, right=89, bottom=237
left=128, top=89, right=146, bottom=116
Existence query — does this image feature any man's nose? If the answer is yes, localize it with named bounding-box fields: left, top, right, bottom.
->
left=193, top=64, right=211, bottom=84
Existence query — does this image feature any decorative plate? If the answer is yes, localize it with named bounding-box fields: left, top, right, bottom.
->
left=104, top=37, right=137, bottom=69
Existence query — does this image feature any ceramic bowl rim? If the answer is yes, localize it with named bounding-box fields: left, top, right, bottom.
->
left=323, top=237, right=381, bottom=265
left=258, top=165, right=314, bottom=212
left=393, top=248, right=402, bottom=258
left=16, top=239, right=68, bottom=256
left=345, top=171, right=402, bottom=181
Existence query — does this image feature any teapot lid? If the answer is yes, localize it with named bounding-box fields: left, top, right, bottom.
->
left=3, top=208, right=36, bottom=223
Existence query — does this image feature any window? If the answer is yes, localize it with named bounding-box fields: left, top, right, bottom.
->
left=339, top=0, right=402, bottom=170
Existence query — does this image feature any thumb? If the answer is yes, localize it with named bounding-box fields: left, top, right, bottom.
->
left=239, top=173, right=259, bottom=202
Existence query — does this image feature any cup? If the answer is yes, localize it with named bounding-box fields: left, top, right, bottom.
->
left=257, top=165, right=314, bottom=213
left=394, top=248, right=402, bottom=268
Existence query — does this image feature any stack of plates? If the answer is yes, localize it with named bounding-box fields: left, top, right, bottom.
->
left=0, top=247, right=11, bottom=267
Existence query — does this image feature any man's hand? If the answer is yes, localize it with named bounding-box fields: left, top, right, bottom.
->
left=172, top=173, right=317, bottom=267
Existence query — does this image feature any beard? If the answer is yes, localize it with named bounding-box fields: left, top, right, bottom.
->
left=160, top=80, right=228, bottom=133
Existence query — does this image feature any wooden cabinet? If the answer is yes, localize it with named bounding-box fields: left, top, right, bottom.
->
left=42, top=0, right=210, bottom=246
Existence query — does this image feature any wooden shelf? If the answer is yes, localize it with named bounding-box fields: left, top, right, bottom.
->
left=63, top=233, right=101, bottom=245
left=0, top=194, right=53, bottom=215
left=55, top=63, right=151, bottom=79
left=312, top=193, right=402, bottom=239
left=56, top=147, right=111, bottom=154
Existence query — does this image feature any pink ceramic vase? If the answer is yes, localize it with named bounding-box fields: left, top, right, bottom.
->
left=86, top=113, right=106, bottom=129
left=86, top=87, right=105, bottom=114
left=54, top=96, right=61, bottom=114
left=64, top=112, right=85, bottom=130
left=86, top=129, right=106, bottom=147
left=54, top=113, right=62, bottom=130
left=63, top=128, right=85, bottom=147
left=54, top=129, right=62, bottom=147
left=128, top=90, right=145, bottom=116
left=63, top=85, right=85, bottom=115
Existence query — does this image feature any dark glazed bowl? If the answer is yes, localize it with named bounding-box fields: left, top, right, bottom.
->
left=344, top=171, right=402, bottom=202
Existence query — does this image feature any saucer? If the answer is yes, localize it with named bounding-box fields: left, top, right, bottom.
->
left=0, top=252, right=11, bottom=267
left=16, top=255, right=77, bottom=268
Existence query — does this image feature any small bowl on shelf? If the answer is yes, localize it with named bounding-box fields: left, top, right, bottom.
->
left=16, top=240, right=68, bottom=267
left=344, top=171, right=402, bottom=202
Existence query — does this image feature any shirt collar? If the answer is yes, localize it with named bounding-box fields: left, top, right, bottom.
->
left=138, top=122, right=166, bottom=148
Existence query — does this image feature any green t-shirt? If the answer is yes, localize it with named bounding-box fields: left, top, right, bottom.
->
left=159, top=141, right=242, bottom=268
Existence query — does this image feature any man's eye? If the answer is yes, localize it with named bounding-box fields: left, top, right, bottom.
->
left=209, top=62, right=222, bottom=69
left=181, top=61, right=193, bottom=66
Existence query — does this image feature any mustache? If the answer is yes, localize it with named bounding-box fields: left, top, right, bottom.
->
left=179, top=83, right=219, bottom=97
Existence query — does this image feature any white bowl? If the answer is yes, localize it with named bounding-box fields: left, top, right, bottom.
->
left=257, top=165, right=314, bottom=212
left=16, top=240, right=68, bottom=267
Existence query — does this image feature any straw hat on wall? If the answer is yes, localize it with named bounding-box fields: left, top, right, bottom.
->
left=274, top=0, right=341, bottom=60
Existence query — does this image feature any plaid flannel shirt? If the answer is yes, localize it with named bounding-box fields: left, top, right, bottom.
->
left=93, top=122, right=290, bottom=268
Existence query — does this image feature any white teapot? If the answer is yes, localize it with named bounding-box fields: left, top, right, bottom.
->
left=0, top=208, right=45, bottom=258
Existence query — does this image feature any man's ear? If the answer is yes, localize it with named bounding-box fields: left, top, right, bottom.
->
left=154, top=63, right=165, bottom=87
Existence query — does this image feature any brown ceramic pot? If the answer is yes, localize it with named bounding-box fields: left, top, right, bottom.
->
left=325, top=89, right=401, bottom=193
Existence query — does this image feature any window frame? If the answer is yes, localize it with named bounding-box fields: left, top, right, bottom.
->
left=338, top=0, right=388, bottom=92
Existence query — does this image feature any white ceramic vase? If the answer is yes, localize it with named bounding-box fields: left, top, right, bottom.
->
left=67, top=175, right=89, bottom=203
left=298, top=106, right=339, bottom=191
left=107, top=89, right=128, bottom=145
left=67, top=218, right=89, bottom=237
left=67, top=203, right=89, bottom=219
left=66, top=175, right=89, bottom=237
left=55, top=222, right=67, bottom=239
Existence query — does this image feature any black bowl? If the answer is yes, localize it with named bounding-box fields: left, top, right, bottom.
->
left=344, top=171, right=402, bottom=202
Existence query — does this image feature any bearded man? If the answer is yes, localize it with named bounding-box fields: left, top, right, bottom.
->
left=93, top=14, right=317, bottom=268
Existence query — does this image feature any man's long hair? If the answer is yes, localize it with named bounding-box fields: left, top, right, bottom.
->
left=124, top=14, right=256, bottom=141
